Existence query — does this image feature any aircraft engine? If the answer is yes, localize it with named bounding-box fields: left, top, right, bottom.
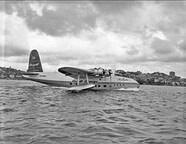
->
left=91, top=68, right=104, bottom=75
left=90, top=68, right=112, bottom=76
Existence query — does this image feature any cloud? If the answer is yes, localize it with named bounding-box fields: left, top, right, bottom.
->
left=16, top=26, right=144, bottom=67
left=0, top=44, right=28, bottom=57
left=2, top=1, right=186, bottom=39
left=2, top=1, right=98, bottom=36
left=0, top=1, right=164, bottom=37
left=179, top=39, right=186, bottom=52
left=1, top=1, right=186, bottom=77
left=92, top=1, right=142, bottom=14
left=126, top=46, right=139, bottom=55
left=0, top=12, right=30, bottom=58
left=150, top=38, right=173, bottom=55
left=149, top=37, right=186, bottom=62
left=155, top=1, right=186, bottom=44
left=92, top=1, right=165, bottom=35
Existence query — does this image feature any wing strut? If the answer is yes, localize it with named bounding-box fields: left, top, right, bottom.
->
left=77, top=73, right=80, bottom=85
left=86, top=73, right=89, bottom=84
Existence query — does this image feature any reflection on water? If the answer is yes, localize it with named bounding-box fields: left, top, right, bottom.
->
left=1, top=80, right=186, bottom=144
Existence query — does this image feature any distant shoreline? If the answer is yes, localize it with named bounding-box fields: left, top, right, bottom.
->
left=0, top=78, right=25, bottom=80
left=1, top=66, right=186, bottom=87
left=1, top=78, right=186, bottom=87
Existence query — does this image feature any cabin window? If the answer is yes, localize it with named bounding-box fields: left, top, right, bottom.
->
left=103, top=85, right=106, bottom=87
left=70, top=82, right=72, bottom=85
left=98, top=85, right=100, bottom=87
left=109, top=85, right=112, bottom=87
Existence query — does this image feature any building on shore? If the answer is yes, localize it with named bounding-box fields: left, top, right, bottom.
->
left=169, top=71, right=175, bottom=77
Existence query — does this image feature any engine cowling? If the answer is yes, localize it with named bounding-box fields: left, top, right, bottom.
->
left=91, top=68, right=104, bottom=75
left=90, top=68, right=112, bottom=76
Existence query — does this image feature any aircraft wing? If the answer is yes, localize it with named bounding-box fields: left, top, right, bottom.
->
left=58, top=67, right=94, bottom=79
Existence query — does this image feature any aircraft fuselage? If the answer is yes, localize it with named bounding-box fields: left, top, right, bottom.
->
left=23, top=72, right=140, bottom=90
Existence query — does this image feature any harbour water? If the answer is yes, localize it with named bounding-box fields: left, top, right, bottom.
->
left=0, top=80, right=186, bottom=144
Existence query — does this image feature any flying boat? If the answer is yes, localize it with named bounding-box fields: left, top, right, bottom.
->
left=22, top=50, right=140, bottom=92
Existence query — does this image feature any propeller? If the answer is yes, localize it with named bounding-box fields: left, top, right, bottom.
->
left=109, top=69, right=112, bottom=82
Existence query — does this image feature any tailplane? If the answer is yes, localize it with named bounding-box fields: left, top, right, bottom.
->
left=27, top=49, right=43, bottom=72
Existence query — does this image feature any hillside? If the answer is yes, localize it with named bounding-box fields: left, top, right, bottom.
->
left=0, top=66, right=25, bottom=79
left=116, top=70, right=186, bottom=87
left=1, top=66, right=186, bottom=86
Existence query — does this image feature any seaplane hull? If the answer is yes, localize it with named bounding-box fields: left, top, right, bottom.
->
left=92, top=82, right=140, bottom=91
left=23, top=74, right=139, bottom=89
left=23, top=75, right=70, bottom=87
left=23, top=50, right=140, bottom=92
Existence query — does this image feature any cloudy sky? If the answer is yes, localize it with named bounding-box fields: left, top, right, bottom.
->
left=0, top=1, right=186, bottom=77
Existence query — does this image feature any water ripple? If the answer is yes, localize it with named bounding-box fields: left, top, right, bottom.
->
left=1, top=80, right=186, bottom=144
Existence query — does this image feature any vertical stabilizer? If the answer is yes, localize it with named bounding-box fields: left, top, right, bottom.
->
left=27, top=49, right=43, bottom=72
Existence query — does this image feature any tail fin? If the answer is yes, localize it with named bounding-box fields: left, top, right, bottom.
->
left=27, top=49, right=43, bottom=72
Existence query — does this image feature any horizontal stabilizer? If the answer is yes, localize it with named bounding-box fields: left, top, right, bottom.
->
left=22, top=72, right=39, bottom=75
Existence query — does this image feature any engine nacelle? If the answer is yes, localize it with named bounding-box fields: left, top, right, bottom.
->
left=91, top=67, right=104, bottom=75
left=90, top=68, right=112, bottom=76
